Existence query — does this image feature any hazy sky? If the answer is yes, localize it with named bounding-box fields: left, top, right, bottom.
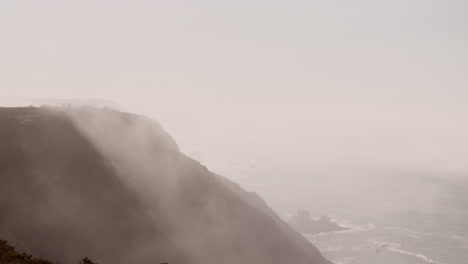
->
left=1, top=0, right=467, bottom=175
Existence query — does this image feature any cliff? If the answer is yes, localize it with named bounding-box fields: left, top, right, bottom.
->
left=0, top=107, right=331, bottom=264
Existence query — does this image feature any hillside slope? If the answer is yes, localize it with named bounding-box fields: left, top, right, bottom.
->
left=0, top=107, right=331, bottom=264
left=0, top=107, right=185, bottom=264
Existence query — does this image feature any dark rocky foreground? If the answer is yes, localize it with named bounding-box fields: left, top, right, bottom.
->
left=0, top=240, right=97, bottom=264
left=0, top=106, right=331, bottom=264
left=0, top=239, right=53, bottom=264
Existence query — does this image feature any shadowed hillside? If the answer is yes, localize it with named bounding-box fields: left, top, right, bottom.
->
left=0, top=107, right=331, bottom=264
left=0, top=107, right=185, bottom=264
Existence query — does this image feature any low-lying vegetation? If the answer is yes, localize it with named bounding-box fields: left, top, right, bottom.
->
left=0, top=240, right=97, bottom=264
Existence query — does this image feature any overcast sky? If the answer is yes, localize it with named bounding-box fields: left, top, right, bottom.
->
left=1, top=0, right=467, bottom=176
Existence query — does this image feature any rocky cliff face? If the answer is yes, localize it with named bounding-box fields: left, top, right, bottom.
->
left=0, top=107, right=331, bottom=264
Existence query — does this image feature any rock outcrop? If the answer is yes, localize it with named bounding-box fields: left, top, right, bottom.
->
left=288, top=210, right=348, bottom=235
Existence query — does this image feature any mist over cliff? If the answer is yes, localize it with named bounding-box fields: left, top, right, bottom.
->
left=0, top=106, right=330, bottom=264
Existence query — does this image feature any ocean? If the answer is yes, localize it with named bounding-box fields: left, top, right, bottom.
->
left=307, top=210, right=468, bottom=264
left=305, top=175, right=468, bottom=264
left=206, top=158, right=468, bottom=264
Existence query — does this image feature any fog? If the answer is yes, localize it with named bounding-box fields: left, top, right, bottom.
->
left=2, top=0, right=468, bottom=205
left=1, top=1, right=467, bottom=263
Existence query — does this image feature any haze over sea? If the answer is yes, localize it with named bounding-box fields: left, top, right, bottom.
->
left=199, top=155, right=468, bottom=264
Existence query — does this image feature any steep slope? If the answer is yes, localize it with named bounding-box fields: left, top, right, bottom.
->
left=0, top=107, right=185, bottom=264
left=0, top=106, right=331, bottom=264
left=217, top=176, right=329, bottom=261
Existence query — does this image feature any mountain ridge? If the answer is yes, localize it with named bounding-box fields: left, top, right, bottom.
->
left=0, top=106, right=331, bottom=264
